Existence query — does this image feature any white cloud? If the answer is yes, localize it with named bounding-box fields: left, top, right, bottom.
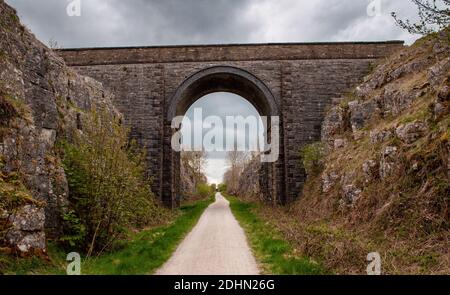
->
left=204, top=158, right=228, bottom=184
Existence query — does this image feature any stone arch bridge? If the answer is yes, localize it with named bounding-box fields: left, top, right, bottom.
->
left=58, top=41, right=403, bottom=207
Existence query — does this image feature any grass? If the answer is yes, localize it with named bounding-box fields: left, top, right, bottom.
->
left=0, top=196, right=214, bottom=275
left=225, top=194, right=327, bottom=275
left=0, top=49, right=5, bottom=60
left=0, top=244, right=67, bottom=275
left=0, top=91, right=32, bottom=124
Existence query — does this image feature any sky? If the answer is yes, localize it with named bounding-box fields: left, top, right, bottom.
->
left=5, top=0, right=422, bottom=183
left=181, top=93, right=263, bottom=184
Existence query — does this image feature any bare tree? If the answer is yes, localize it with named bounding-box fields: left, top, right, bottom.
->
left=48, top=38, right=61, bottom=50
left=181, top=150, right=207, bottom=184
left=392, top=0, right=450, bottom=34
left=225, top=149, right=248, bottom=194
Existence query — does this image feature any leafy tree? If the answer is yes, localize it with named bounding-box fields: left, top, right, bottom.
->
left=392, top=0, right=450, bottom=34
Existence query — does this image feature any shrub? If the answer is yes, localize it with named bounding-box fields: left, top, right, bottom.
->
left=61, top=107, right=163, bottom=255
left=300, top=142, right=326, bottom=176
left=59, top=210, right=86, bottom=248
left=195, top=183, right=213, bottom=199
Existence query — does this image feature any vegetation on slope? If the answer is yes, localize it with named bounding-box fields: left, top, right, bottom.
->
left=231, top=28, right=449, bottom=274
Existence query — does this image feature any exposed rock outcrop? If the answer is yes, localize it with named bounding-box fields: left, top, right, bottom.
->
left=5, top=205, right=46, bottom=252
left=291, top=27, right=449, bottom=274
left=0, top=1, right=119, bottom=252
left=320, top=28, right=449, bottom=207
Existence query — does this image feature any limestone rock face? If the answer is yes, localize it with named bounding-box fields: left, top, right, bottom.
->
left=321, top=106, right=347, bottom=147
left=321, top=170, right=339, bottom=193
left=0, top=1, right=119, bottom=252
left=9, top=205, right=45, bottom=231
left=348, top=100, right=378, bottom=132
left=5, top=205, right=46, bottom=253
left=395, top=121, right=427, bottom=144
left=379, top=146, right=398, bottom=179
left=342, top=184, right=362, bottom=205
left=362, top=159, right=378, bottom=182
left=319, top=27, right=449, bottom=211
left=333, top=138, right=347, bottom=149
left=370, top=129, right=393, bottom=144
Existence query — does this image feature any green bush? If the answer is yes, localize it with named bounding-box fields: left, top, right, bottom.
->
left=300, top=142, right=326, bottom=176
left=61, top=107, right=164, bottom=255
left=59, top=210, right=86, bottom=248
left=196, top=183, right=213, bottom=199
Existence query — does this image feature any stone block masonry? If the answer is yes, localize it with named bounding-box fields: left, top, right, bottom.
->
left=57, top=41, right=403, bottom=206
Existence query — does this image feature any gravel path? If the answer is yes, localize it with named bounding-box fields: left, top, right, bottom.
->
left=156, top=193, right=259, bottom=275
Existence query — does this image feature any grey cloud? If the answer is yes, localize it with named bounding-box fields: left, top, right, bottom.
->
left=243, top=0, right=419, bottom=43
left=6, top=0, right=256, bottom=47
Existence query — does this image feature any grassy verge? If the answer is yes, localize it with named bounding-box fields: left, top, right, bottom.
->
left=0, top=196, right=214, bottom=275
left=225, top=194, right=327, bottom=275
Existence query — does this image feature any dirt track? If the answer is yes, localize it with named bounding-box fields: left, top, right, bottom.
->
left=156, top=193, right=259, bottom=275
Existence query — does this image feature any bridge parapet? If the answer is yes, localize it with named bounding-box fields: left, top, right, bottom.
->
left=58, top=41, right=404, bottom=66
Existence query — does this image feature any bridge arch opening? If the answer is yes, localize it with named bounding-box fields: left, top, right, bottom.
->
left=167, top=66, right=279, bottom=120
left=180, top=92, right=265, bottom=187
left=164, top=66, right=284, bottom=207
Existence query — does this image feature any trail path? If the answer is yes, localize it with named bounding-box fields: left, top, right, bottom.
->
left=156, top=193, right=259, bottom=275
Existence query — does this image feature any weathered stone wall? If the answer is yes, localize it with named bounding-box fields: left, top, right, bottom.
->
left=59, top=42, right=403, bottom=65
left=58, top=39, right=403, bottom=206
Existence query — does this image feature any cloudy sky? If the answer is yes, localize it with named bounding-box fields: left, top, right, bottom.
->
left=6, top=0, right=421, bottom=47
left=181, top=93, right=263, bottom=184
left=5, top=0, right=422, bottom=183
